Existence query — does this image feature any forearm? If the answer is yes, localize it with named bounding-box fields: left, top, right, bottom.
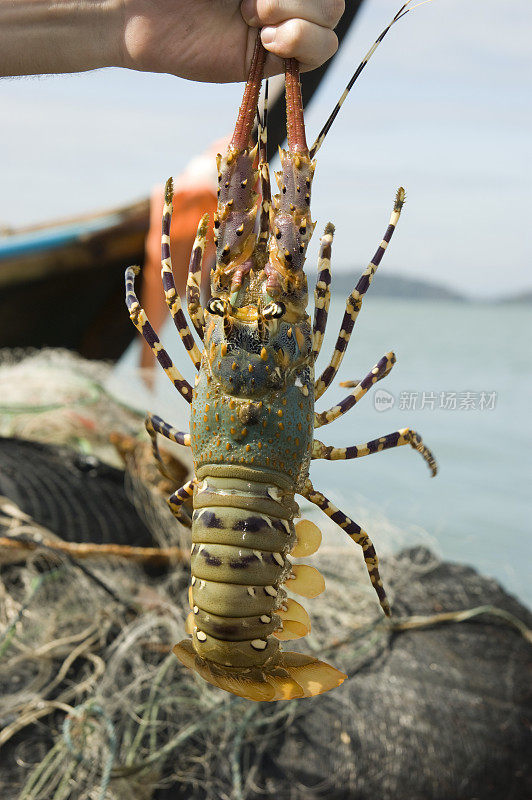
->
left=0, top=0, right=123, bottom=76
left=0, top=1, right=343, bottom=82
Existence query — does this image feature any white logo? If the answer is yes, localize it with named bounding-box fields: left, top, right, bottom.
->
left=374, top=389, right=395, bottom=412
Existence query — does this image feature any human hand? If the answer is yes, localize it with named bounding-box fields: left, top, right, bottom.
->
left=0, top=0, right=343, bottom=81
left=121, top=0, right=345, bottom=81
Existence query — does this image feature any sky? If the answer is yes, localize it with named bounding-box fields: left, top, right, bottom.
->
left=0, top=0, right=530, bottom=298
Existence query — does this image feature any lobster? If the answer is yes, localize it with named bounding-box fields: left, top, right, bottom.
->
left=125, top=2, right=437, bottom=702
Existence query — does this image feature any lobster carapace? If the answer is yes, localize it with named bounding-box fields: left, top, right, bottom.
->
left=126, top=3, right=437, bottom=701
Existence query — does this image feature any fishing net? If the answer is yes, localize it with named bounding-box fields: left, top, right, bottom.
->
left=0, top=348, right=190, bottom=551
left=0, top=350, right=530, bottom=800
left=0, top=348, right=131, bottom=461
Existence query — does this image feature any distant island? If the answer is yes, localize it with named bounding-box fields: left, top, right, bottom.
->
left=330, top=272, right=466, bottom=301
left=329, top=272, right=532, bottom=303
left=502, top=289, right=532, bottom=304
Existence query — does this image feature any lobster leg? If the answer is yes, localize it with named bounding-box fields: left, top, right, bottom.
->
left=314, top=352, right=396, bottom=428
left=146, top=413, right=190, bottom=447
left=186, top=213, right=209, bottom=342
left=312, top=223, right=335, bottom=362
left=125, top=267, right=193, bottom=403
left=167, top=480, right=196, bottom=521
left=315, top=188, right=405, bottom=399
left=160, top=178, right=202, bottom=370
left=145, top=412, right=191, bottom=479
left=312, top=428, right=437, bottom=476
left=301, top=480, right=390, bottom=616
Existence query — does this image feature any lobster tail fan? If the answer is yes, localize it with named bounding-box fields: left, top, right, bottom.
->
left=287, top=564, right=325, bottom=598
left=185, top=612, right=195, bottom=634
left=278, top=652, right=347, bottom=698
left=173, top=640, right=276, bottom=700
left=173, top=640, right=346, bottom=701
left=291, top=519, right=322, bottom=556
left=274, top=598, right=311, bottom=640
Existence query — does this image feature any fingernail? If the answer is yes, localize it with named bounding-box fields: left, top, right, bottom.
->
left=241, top=0, right=258, bottom=25
left=261, top=27, right=276, bottom=45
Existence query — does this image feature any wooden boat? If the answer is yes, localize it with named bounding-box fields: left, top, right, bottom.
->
left=0, top=199, right=150, bottom=360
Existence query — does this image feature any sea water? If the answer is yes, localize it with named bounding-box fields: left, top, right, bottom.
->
left=113, top=298, right=531, bottom=608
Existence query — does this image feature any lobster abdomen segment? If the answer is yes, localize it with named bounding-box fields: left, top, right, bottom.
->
left=188, top=474, right=295, bottom=668
left=174, top=475, right=347, bottom=699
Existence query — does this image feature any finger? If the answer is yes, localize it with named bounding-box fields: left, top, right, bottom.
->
left=242, top=0, right=344, bottom=31
left=262, top=54, right=321, bottom=78
left=260, top=19, right=338, bottom=68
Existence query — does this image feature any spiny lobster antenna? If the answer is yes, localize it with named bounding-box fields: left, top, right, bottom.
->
left=257, top=79, right=271, bottom=249
left=231, top=33, right=267, bottom=150
left=263, top=78, right=269, bottom=140
left=256, top=78, right=269, bottom=147
left=285, top=57, right=308, bottom=155
left=309, top=0, right=432, bottom=158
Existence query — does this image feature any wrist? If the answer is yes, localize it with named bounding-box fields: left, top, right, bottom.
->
left=94, top=0, right=126, bottom=70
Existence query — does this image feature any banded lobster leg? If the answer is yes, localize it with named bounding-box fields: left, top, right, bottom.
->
left=312, top=223, right=335, bottom=362
left=314, top=352, right=396, bottom=428
left=315, top=188, right=405, bottom=399
left=301, top=479, right=391, bottom=616
left=126, top=265, right=195, bottom=492
left=160, top=178, right=203, bottom=369
left=312, top=428, right=438, bottom=476
left=167, top=480, right=196, bottom=521
left=125, top=267, right=193, bottom=403
left=145, top=412, right=190, bottom=480
left=127, top=183, right=205, bottom=376
left=127, top=203, right=202, bottom=474
left=186, top=213, right=209, bottom=341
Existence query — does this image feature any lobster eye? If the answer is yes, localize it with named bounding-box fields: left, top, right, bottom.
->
left=207, top=298, right=226, bottom=316
left=262, top=302, right=285, bottom=319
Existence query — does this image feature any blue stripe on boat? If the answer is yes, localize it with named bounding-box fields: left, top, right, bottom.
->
left=0, top=212, right=124, bottom=260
